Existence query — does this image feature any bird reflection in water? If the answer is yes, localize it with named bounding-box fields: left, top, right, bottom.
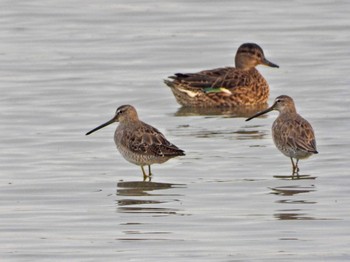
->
left=270, top=184, right=317, bottom=220
left=116, top=180, right=186, bottom=241
left=116, top=180, right=185, bottom=215
left=174, top=104, right=269, bottom=140
left=273, top=174, right=317, bottom=180
left=175, top=103, right=269, bottom=118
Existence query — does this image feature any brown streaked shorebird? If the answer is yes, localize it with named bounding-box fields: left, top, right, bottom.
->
left=246, top=95, right=318, bottom=176
left=86, top=105, right=185, bottom=178
left=164, top=43, right=279, bottom=108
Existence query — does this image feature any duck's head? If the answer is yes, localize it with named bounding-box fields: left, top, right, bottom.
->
left=235, top=43, right=279, bottom=70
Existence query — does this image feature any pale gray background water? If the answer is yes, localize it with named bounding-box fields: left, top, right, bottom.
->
left=1, top=0, right=349, bottom=261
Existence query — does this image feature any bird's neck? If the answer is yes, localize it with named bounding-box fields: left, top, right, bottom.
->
left=279, top=108, right=298, bottom=118
left=235, top=57, right=256, bottom=70
left=119, top=117, right=140, bottom=127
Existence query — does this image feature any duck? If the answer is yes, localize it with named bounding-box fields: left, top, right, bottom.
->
left=164, top=43, right=279, bottom=108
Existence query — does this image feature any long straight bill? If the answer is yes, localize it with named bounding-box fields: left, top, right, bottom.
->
left=245, top=105, right=275, bottom=121
left=86, top=118, right=115, bottom=135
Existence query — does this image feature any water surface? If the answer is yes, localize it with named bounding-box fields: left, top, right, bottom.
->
left=1, top=0, right=350, bottom=261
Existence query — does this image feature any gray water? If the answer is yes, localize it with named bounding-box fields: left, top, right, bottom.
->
left=1, top=0, right=350, bottom=261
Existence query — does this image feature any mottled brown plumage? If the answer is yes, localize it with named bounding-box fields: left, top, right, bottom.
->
left=246, top=95, right=318, bottom=175
left=165, top=43, right=279, bottom=108
left=86, top=105, right=184, bottom=178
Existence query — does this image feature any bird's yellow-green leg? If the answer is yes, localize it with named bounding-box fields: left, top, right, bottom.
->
left=295, top=159, right=300, bottom=174
left=290, top=158, right=300, bottom=177
left=290, top=158, right=296, bottom=175
left=141, top=166, right=147, bottom=178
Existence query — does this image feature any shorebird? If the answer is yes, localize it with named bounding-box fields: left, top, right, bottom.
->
left=86, top=105, right=185, bottom=178
left=164, top=43, right=279, bottom=108
left=246, top=95, right=318, bottom=176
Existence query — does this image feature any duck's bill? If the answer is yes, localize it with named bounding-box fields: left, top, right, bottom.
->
left=245, top=106, right=274, bottom=121
left=262, top=58, right=279, bottom=68
left=86, top=118, right=115, bottom=135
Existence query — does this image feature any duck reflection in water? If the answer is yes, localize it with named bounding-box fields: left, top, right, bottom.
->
left=175, top=103, right=269, bottom=118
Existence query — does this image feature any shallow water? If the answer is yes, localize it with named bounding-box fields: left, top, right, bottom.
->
left=1, top=0, right=350, bottom=261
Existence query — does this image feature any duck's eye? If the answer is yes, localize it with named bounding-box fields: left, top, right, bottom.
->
left=276, top=99, right=281, bottom=103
